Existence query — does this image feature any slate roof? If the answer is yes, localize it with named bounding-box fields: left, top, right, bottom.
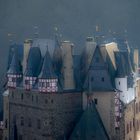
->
left=32, top=39, right=55, bottom=57
left=7, top=47, right=22, bottom=75
left=53, top=35, right=62, bottom=75
left=69, top=103, right=110, bottom=140
left=7, top=44, right=23, bottom=70
left=39, top=48, right=57, bottom=79
left=84, top=45, right=115, bottom=91
left=24, top=47, right=42, bottom=77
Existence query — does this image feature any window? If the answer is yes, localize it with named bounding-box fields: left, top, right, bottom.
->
left=20, top=117, right=24, bottom=126
left=32, top=95, right=34, bottom=102
left=137, top=120, right=139, bottom=130
left=101, top=77, right=104, bottom=82
left=21, top=94, right=23, bottom=100
left=91, top=77, right=94, bottom=82
left=25, top=80, right=29, bottom=85
left=28, top=118, right=32, bottom=127
left=119, top=81, right=120, bottom=85
left=51, top=99, right=54, bottom=104
left=11, top=91, right=14, bottom=98
left=126, top=123, right=129, bottom=134
left=94, top=98, right=98, bottom=105
left=139, top=102, right=140, bottom=112
left=37, top=119, right=41, bottom=129
left=130, top=121, right=132, bottom=131
left=45, top=99, right=48, bottom=104
left=136, top=103, right=138, bottom=114
left=5, top=119, right=7, bottom=129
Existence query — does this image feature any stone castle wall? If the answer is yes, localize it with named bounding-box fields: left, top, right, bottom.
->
left=8, top=89, right=83, bottom=140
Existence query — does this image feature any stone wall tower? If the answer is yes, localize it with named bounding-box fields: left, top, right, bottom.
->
left=61, top=41, right=75, bottom=90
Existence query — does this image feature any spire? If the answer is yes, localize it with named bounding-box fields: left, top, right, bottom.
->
left=39, top=49, right=56, bottom=79
left=53, top=34, right=62, bottom=76
left=25, top=47, right=42, bottom=77
left=7, top=48, right=22, bottom=75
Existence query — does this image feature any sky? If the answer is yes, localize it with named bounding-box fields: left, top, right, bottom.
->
left=0, top=0, right=140, bottom=78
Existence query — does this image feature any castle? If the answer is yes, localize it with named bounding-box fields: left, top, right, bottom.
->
left=2, top=35, right=139, bottom=140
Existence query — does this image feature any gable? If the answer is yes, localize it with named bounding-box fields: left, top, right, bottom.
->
left=89, top=46, right=106, bottom=69
left=84, top=46, right=114, bottom=91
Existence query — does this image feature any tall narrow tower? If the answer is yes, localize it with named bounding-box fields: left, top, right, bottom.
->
left=61, top=41, right=75, bottom=90
left=22, top=39, right=32, bottom=74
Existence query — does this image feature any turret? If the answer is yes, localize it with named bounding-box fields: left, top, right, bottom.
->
left=38, top=49, right=58, bottom=93
left=22, top=39, right=32, bottom=74
left=61, top=41, right=75, bottom=90
left=7, top=49, right=22, bottom=88
left=24, top=47, right=41, bottom=90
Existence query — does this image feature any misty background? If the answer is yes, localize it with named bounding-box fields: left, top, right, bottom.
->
left=0, top=0, right=140, bottom=93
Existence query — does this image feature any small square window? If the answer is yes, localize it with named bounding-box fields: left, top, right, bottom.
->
left=94, top=98, right=98, bottom=105
left=91, top=77, right=94, bottom=82
left=21, top=94, right=23, bottom=100
left=101, top=77, right=104, bottom=82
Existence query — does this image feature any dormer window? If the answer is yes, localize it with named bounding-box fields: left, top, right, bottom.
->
left=24, top=76, right=37, bottom=90
left=7, top=74, right=22, bottom=88
left=38, top=78, right=58, bottom=93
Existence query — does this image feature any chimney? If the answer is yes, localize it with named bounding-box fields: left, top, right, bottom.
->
left=61, top=41, right=75, bottom=90
left=85, top=37, right=97, bottom=70
left=22, top=39, right=32, bottom=74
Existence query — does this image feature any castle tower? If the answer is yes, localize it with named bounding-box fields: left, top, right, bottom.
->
left=7, top=48, right=22, bottom=88
left=38, top=49, right=58, bottom=93
left=22, top=39, right=32, bottom=74
left=24, top=47, right=41, bottom=90
left=61, top=41, right=75, bottom=90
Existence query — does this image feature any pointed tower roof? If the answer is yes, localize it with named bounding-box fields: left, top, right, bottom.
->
left=25, top=47, right=42, bottom=77
left=53, top=35, right=63, bottom=86
left=39, top=48, right=56, bottom=79
left=7, top=48, right=22, bottom=75
left=53, top=34, right=62, bottom=65
left=69, top=103, right=109, bottom=140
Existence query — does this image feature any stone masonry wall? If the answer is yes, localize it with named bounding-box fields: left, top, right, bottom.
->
left=9, top=89, right=83, bottom=140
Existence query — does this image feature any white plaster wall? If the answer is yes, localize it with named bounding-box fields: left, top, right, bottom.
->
left=115, top=77, right=134, bottom=103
